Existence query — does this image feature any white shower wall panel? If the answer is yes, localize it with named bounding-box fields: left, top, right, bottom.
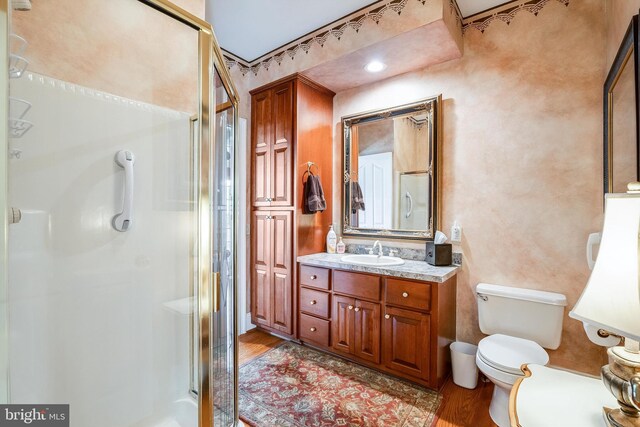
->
left=8, top=73, right=195, bottom=427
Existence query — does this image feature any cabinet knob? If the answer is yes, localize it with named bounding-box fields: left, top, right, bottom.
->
left=310, top=327, right=317, bottom=332
left=309, top=300, right=317, bottom=305
left=348, top=305, right=354, bottom=310
left=354, top=307, right=360, bottom=312
left=385, top=314, right=390, bottom=319
left=402, top=292, right=409, bottom=298
left=310, top=275, right=317, bottom=280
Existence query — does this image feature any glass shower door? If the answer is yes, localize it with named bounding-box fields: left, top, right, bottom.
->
left=211, top=70, right=237, bottom=427
left=3, top=0, right=237, bottom=426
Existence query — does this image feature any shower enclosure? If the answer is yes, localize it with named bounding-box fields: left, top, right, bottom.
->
left=0, top=0, right=238, bottom=426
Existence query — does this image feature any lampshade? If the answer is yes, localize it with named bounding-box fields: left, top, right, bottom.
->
left=569, top=193, right=640, bottom=342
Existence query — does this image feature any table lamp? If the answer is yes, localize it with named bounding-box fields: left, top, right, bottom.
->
left=570, top=183, right=640, bottom=427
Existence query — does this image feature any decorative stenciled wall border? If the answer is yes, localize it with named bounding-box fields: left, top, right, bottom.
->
left=224, top=0, right=462, bottom=76
left=462, top=0, right=570, bottom=34
left=224, top=0, right=570, bottom=76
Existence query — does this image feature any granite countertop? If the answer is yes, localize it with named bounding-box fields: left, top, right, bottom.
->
left=297, top=253, right=459, bottom=283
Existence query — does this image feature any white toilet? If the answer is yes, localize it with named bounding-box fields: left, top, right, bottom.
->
left=475, top=283, right=567, bottom=427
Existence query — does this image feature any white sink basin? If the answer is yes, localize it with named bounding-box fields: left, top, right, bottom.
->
left=340, top=254, right=405, bottom=266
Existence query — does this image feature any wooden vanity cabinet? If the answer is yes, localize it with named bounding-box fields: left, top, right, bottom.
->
left=297, top=265, right=456, bottom=390
left=251, top=210, right=293, bottom=334
left=250, top=74, right=334, bottom=339
left=383, top=306, right=430, bottom=380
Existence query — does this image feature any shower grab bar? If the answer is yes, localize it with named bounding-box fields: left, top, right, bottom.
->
left=405, top=191, right=413, bottom=218
left=113, top=150, right=135, bottom=232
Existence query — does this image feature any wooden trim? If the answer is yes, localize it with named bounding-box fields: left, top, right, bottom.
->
left=508, top=364, right=532, bottom=427
left=250, top=73, right=335, bottom=97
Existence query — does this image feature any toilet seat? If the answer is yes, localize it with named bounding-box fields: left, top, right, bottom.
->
left=477, top=334, right=549, bottom=375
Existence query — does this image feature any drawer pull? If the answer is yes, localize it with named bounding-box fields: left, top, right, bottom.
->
left=354, top=307, right=360, bottom=312
left=310, top=275, right=317, bottom=280
left=309, top=300, right=317, bottom=305
left=385, top=314, right=390, bottom=319
left=348, top=305, right=354, bottom=310
left=402, top=292, right=409, bottom=298
left=310, top=327, right=317, bottom=332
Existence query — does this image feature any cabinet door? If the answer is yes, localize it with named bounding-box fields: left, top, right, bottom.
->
left=251, top=90, right=271, bottom=207
left=270, top=211, right=293, bottom=334
left=383, top=306, right=430, bottom=380
left=332, top=295, right=355, bottom=355
left=270, top=82, right=293, bottom=207
left=354, top=300, right=381, bottom=364
left=250, top=211, right=271, bottom=327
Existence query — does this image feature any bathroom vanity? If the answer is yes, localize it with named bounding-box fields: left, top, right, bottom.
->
left=297, top=253, right=458, bottom=390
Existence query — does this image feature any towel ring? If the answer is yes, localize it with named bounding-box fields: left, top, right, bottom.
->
left=306, top=161, right=319, bottom=175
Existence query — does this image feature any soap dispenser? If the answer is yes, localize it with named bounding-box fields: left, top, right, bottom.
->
left=326, top=225, right=337, bottom=254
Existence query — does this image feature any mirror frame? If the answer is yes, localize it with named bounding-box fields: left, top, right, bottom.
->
left=604, top=14, right=640, bottom=195
left=342, top=95, right=441, bottom=241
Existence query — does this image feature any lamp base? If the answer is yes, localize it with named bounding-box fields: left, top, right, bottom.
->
left=601, top=345, right=640, bottom=427
left=603, top=407, right=640, bottom=427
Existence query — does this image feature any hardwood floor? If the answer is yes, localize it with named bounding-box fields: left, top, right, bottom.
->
left=238, top=329, right=496, bottom=427
left=239, top=328, right=283, bottom=365
left=436, top=374, right=496, bottom=427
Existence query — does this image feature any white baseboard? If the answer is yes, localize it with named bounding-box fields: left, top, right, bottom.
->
left=240, top=312, right=256, bottom=335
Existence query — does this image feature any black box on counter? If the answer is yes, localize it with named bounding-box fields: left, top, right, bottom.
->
left=426, top=242, right=452, bottom=266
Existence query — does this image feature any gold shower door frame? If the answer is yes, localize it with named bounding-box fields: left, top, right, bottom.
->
left=0, top=0, right=240, bottom=426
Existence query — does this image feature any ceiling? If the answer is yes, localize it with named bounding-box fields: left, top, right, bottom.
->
left=209, top=0, right=509, bottom=63
left=208, top=0, right=377, bottom=62
left=456, top=0, right=510, bottom=18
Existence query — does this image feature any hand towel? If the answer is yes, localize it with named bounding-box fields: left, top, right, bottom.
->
left=351, top=181, right=365, bottom=213
left=303, top=174, right=326, bottom=214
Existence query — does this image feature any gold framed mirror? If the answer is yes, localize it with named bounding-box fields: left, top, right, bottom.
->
left=342, top=95, right=441, bottom=240
left=604, top=14, right=639, bottom=194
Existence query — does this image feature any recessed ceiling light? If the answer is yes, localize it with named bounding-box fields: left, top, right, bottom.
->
left=364, top=60, right=386, bottom=73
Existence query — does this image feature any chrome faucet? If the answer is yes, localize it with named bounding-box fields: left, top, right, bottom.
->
left=371, top=240, right=383, bottom=257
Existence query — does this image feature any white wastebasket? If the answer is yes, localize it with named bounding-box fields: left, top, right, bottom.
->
left=450, top=341, right=478, bottom=389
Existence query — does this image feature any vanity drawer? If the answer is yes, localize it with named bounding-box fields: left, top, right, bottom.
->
left=300, top=287, right=330, bottom=318
left=333, top=270, right=381, bottom=301
left=385, top=278, right=432, bottom=312
left=299, top=313, right=330, bottom=347
left=299, top=265, right=331, bottom=290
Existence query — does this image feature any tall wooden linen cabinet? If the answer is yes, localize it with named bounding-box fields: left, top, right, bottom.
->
left=250, top=74, right=335, bottom=338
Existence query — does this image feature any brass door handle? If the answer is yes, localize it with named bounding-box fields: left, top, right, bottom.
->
left=309, top=300, right=317, bottom=305
left=354, top=307, right=360, bottom=312
left=348, top=305, right=354, bottom=310
left=310, top=327, right=317, bottom=332
left=310, top=275, right=317, bottom=280
left=402, top=292, right=409, bottom=298
left=385, top=314, right=390, bottom=319
left=213, top=272, right=221, bottom=313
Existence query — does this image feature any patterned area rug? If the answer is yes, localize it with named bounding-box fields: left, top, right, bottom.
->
left=239, top=342, right=442, bottom=427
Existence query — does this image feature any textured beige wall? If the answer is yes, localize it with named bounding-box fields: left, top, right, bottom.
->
left=334, top=0, right=607, bottom=374
left=12, top=0, right=204, bottom=113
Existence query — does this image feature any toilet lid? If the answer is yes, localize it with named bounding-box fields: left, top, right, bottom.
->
left=477, top=334, right=549, bottom=375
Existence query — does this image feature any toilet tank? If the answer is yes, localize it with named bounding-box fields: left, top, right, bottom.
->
left=476, top=283, right=567, bottom=349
